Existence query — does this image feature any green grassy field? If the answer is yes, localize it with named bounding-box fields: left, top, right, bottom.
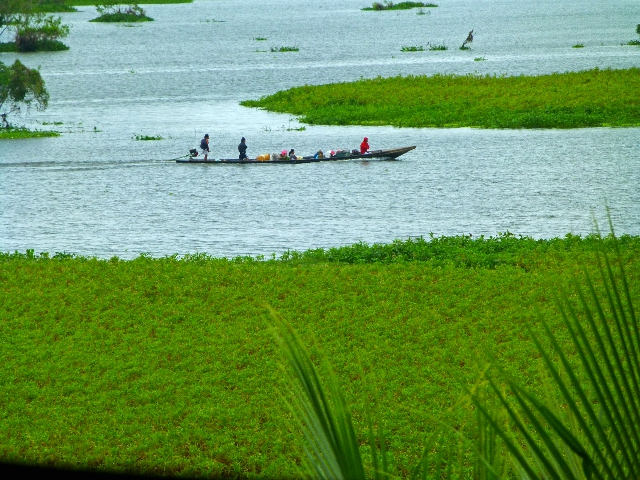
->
left=241, top=68, right=640, bottom=129
left=1, top=235, right=639, bottom=476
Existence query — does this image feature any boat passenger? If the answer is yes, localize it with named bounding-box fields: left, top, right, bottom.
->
left=360, top=137, right=370, bottom=154
left=200, top=134, right=210, bottom=161
left=289, top=149, right=297, bottom=160
left=238, top=137, right=248, bottom=160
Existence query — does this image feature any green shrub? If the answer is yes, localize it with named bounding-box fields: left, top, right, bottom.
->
left=90, top=3, right=153, bottom=22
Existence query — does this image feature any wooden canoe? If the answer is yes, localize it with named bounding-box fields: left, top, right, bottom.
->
left=176, top=146, right=416, bottom=164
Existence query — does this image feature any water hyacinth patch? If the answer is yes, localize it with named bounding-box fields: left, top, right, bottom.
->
left=1, top=232, right=638, bottom=476
left=270, top=46, right=299, bottom=52
left=363, top=1, right=438, bottom=11
left=241, top=67, right=640, bottom=129
left=132, top=134, right=163, bottom=140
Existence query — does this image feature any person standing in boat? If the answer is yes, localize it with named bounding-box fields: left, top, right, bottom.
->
left=200, top=133, right=210, bottom=161
left=238, top=137, right=248, bottom=160
left=360, top=137, right=370, bottom=154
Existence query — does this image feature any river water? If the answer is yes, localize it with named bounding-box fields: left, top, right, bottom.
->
left=1, top=0, right=639, bottom=258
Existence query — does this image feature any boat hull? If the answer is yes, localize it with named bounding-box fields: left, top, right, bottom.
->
left=176, top=146, right=416, bottom=164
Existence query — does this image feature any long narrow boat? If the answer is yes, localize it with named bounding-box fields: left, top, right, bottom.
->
left=176, top=146, right=416, bottom=164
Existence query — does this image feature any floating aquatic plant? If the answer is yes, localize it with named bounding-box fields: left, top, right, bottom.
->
left=271, top=46, right=299, bottom=52
left=401, top=45, right=424, bottom=51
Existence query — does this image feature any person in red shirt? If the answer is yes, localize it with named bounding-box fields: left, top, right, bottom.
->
left=360, top=137, right=370, bottom=154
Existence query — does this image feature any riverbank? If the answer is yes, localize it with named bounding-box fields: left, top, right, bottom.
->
left=2, top=235, right=639, bottom=476
left=241, top=68, right=640, bottom=129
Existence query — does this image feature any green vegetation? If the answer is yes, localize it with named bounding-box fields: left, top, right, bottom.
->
left=0, top=38, right=69, bottom=52
left=254, top=37, right=267, bottom=41
left=270, top=45, right=298, bottom=52
left=428, top=43, right=447, bottom=50
left=572, top=43, right=585, bottom=48
left=133, top=134, right=162, bottom=140
left=401, top=45, right=424, bottom=51
left=0, top=126, right=59, bottom=138
left=474, top=56, right=486, bottom=61
left=90, top=3, right=153, bottom=22
left=626, top=24, right=640, bottom=45
left=53, top=0, right=191, bottom=5
left=0, top=2, right=70, bottom=52
left=33, top=0, right=77, bottom=13
left=241, top=67, right=640, bottom=128
left=1, top=234, right=639, bottom=476
left=1, top=60, right=49, bottom=127
left=276, top=230, right=640, bottom=479
left=363, top=1, right=437, bottom=11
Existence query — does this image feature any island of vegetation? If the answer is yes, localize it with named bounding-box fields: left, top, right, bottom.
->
left=0, top=0, right=70, bottom=52
left=241, top=67, right=640, bottom=129
left=1, top=232, right=639, bottom=476
left=90, top=2, right=153, bottom=22
left=362, top=1, right=438, bottom=11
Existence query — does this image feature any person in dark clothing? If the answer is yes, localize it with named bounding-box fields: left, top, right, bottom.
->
left=200, top=134, right=210, bottom=161
left=238, top=137, right=248, bottom=160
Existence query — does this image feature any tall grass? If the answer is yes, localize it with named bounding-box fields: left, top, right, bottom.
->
left=241, top=67, right=640, bottom=128
left=273, top=222, right=640, bottom=478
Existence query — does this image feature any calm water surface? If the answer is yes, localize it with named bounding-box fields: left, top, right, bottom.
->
left=1, top=0, right=639, bottom=258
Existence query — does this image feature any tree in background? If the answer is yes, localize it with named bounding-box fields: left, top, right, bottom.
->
left=0, top=60, right=49, bottom=127
left=0, top=0, right=70, bottom=52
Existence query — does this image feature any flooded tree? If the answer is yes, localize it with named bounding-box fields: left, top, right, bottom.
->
left=0, top=60, right=49, bottom=127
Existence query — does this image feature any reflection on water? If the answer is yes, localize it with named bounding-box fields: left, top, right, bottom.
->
left=0, top=0, right=639, bottom=258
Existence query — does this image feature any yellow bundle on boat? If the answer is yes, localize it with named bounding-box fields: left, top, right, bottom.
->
left=257, top=154, right=271, bottom=161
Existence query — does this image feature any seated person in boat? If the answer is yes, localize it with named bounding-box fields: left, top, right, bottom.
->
left=289, top=149, right=297, bottom=160
left=360, top=136, right=370, bottom=154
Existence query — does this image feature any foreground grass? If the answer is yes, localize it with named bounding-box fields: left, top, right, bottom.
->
left=0, top=127, right=60, bottom=139
left=1, top=235, right=639, bottom=476
left=241, top=67, right=640, bottom=128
